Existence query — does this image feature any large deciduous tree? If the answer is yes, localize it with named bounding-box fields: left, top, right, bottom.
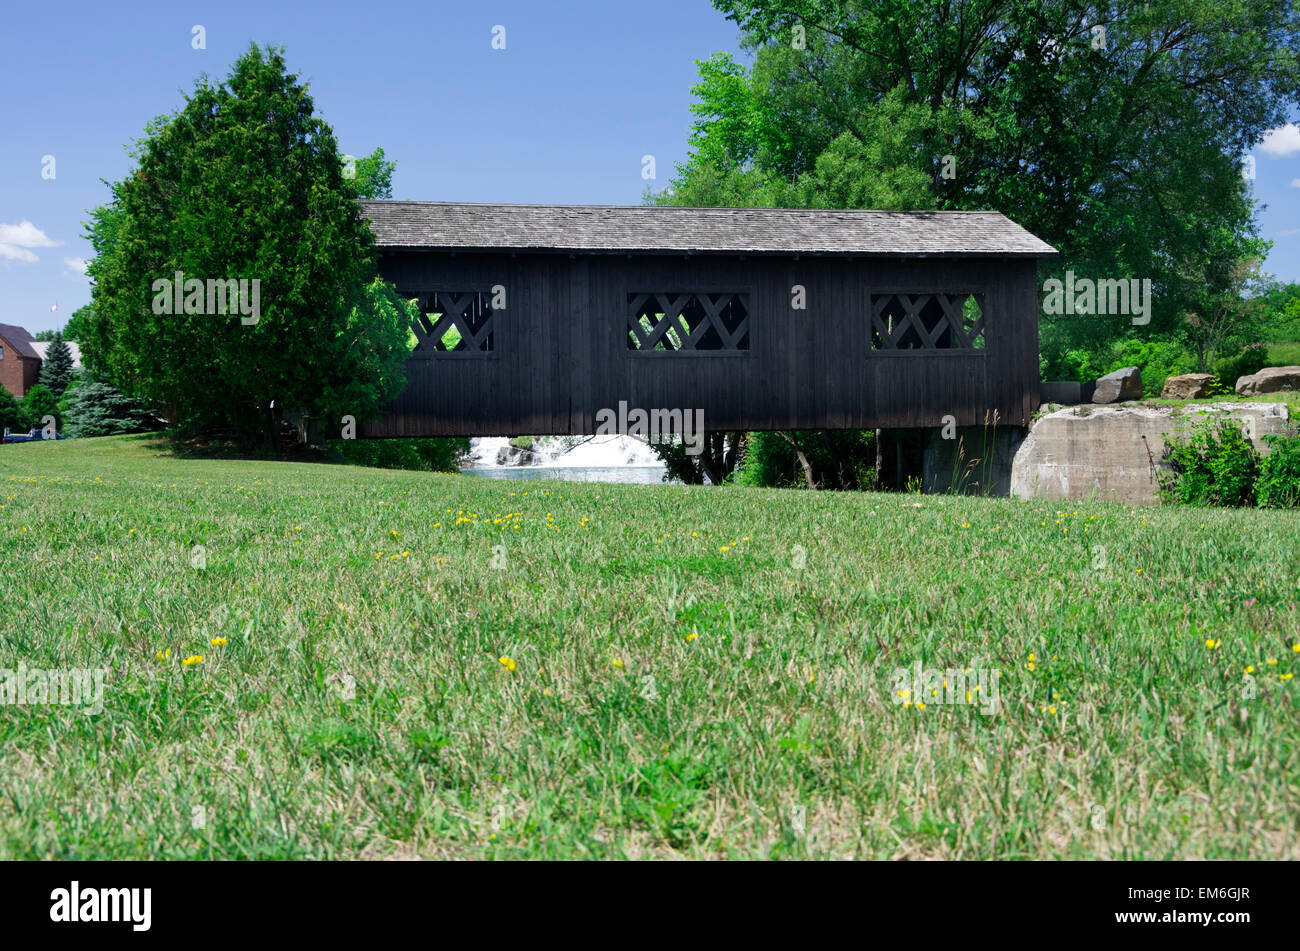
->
left=84, top=44, right=411, bottom=449
left=660, top=0, right=1299, bottom=371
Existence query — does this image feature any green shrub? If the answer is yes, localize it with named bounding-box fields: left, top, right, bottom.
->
left=1213, top=343, right=1269, bottom=390
left=1255, top=433, right=1300, bottom=508
left=326, top=437, right=468, bottom=472
left=1045, top=347, right=1103, bottom=383
left=1107, top=338, right=1194, bottom=397
left=20, top=384, right=62, bottom=433
left=736, top=430, right=876, bottom=489
left=0, top=389, right=30, bottom=433
left=1159, top=419, right=1259, bottom=507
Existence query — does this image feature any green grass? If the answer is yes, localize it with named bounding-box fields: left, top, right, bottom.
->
left=1, top=434, right=1298, bottom=859
left=1267, top=340, right=1300, bottom=367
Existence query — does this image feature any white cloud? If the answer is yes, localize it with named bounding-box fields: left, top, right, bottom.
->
left=0, top=244, right=39, bottom=263
left=0, top=220, right=62, bottom=263
left=1276, top=228, right=1300, bottom=237
left=1291, top=178, right=1300, bottom=188
left=63, top=256, right=89, bottom=276
left=1258, top=124, right=1300, bottom=158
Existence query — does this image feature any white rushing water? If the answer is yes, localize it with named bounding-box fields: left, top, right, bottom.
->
left=466, top=435, right=663, bottom=468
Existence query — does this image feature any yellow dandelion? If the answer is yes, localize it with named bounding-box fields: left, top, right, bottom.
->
left=210, top=637, right=227, bottom=647
left=182, top=655, right=203, bottom=667
left=1206, top=639, right=1221, bottom=650
left=612, top=657, right=624, bottom=669
left=1282, top=673, right=1294, bottom=681
left=685, top=631, right=698, bottom=641
left=498, top=656, right=516, bottom=672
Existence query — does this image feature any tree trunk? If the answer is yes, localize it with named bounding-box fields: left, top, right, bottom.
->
left=777, top=431, right=817, bottom=489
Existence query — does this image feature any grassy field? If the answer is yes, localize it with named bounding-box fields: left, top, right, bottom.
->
left=1, top=434, right=1298, bottom=859
left=1267, top=340, right=1300, bottom=367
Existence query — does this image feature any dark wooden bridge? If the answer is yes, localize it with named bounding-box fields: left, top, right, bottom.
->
left=357, top=201, right=1057, bottom=437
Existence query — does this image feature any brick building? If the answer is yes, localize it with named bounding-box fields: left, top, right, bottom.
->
left=0, top=324, right=43, bottom=399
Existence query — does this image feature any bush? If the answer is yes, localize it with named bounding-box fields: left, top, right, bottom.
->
left=1159, top=418, right=1259, bottom=507
left=1043, top=346, right=1103, bottom=383
left=21, top=384, right=61, bottom=433
left=1213, top=343, right=1269, bottom=390
left=0, top=389, right=30, bottom=433
left=1255, top=433, right=1300, bottom=508
left=64, top=380, right=162, bottom=437
left=326, top=437, right=468, bottom=472
left=736, top=430, right=876, bottom=489
left=1106, top=338, right=1194, bottom=397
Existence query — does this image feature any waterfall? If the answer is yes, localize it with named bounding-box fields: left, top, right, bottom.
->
left=466, top=435, right=662, bottom=468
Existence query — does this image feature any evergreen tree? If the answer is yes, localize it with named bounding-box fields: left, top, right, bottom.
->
left=64, top=380, right=161, bottom=437
left=38, top=330, right=75, bottom=398
left=84, top=44, right=410, bottom=450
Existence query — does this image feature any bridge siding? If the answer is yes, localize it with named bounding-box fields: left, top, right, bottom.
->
left=363, top=252, right=1040, bottom=437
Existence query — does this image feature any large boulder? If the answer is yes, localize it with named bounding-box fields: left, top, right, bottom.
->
left=1235, top=365, right=1300, bottom=396
left=1160, top=373, right=1215, bottom=400
left=1011, top=402, right=1292, bottom=503
left=1092, top=366, right=1143, bottom=404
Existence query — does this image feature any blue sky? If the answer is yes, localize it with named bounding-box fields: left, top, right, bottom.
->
left=0, top=1, right=746, bottom=334
left=2, top=1, right=1298, bottom=337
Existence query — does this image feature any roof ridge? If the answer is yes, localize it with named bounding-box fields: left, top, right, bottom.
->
left=358, top=199, right=1000, bottom=215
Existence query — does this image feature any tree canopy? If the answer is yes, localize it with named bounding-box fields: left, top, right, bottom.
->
left=658, top=0, right=1299, bottom=372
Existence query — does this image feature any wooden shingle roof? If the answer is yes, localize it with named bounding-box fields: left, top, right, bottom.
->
left=358, top=200, right=1058, bottom=258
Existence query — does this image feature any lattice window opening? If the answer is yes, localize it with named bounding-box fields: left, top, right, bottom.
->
left=627, top=292, right=750, bottom=352
left=411, top=291, right=496, bottom=353
left=870, top=293, right=985, bottom=350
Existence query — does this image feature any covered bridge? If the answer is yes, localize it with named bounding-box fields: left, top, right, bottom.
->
left=357, top=200, right=1057, bottom=438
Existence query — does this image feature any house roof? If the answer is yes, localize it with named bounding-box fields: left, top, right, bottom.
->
left=0, top=324, right=42, bottom=360
left=358, top=200, right=1059, bottom=258
left=31, top=339, right=82, bottom=369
